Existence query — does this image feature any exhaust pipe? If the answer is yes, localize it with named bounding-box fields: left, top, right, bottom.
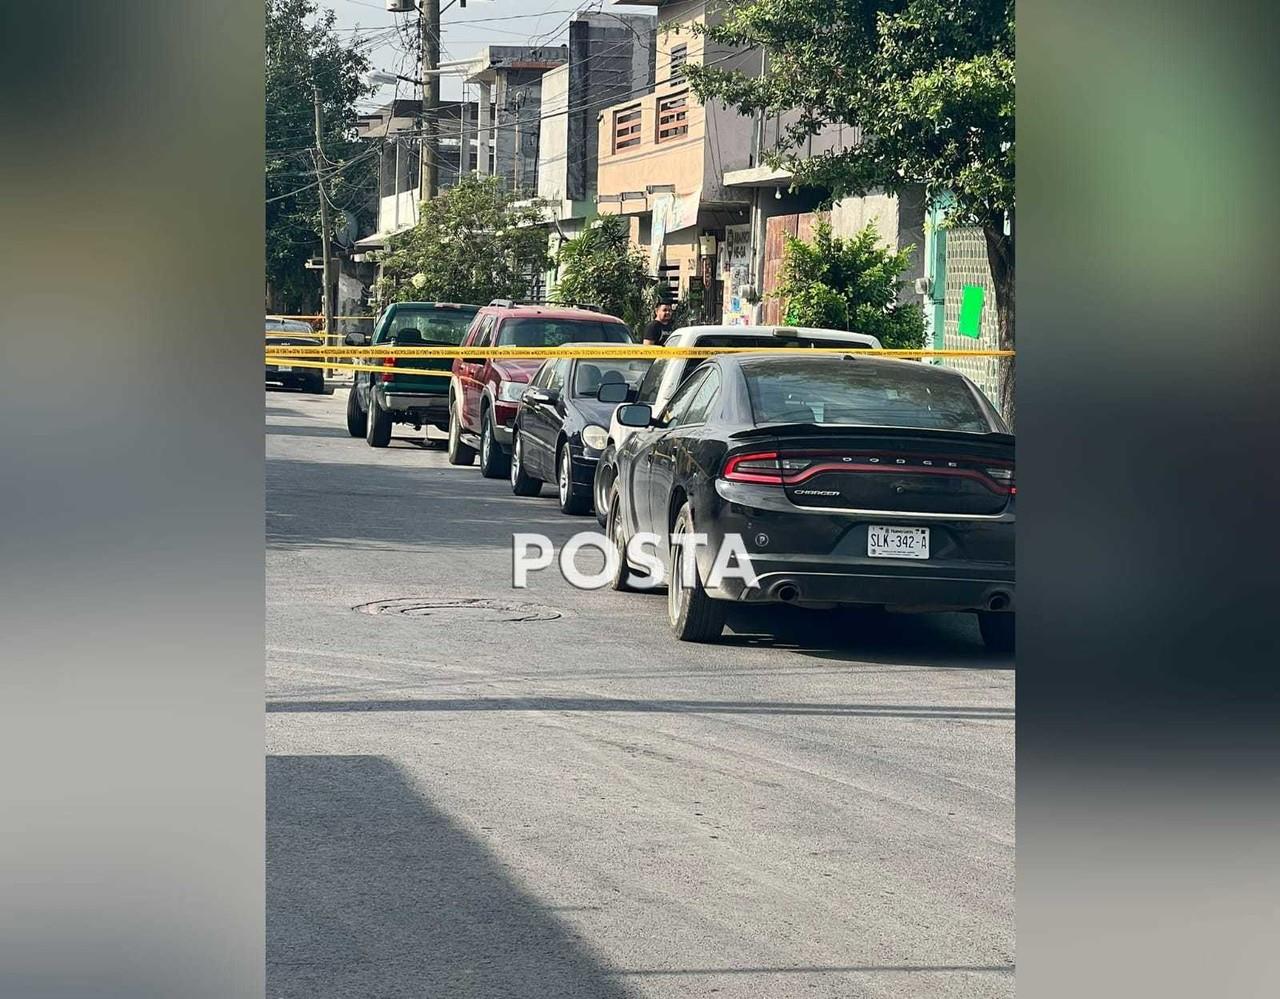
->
left=774, top=583, right=801, bottom=603
left=987, top=592, right=1011, bottom=612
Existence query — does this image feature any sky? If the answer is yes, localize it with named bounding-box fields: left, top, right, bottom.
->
left=326, top=0, right=653, bottom=106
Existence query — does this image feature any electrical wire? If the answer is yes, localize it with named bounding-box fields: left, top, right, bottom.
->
left=266, top=146, right=378, bottom=204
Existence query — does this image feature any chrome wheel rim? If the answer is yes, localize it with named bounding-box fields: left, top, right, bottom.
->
left=481, top=418, right=491, bottom=466
left=511, top=436, right=521, bottom=485
left=558, top=452, right=569, bottom=504
left=610, top=503, right=626, bottom=579
left=668, top=543, right=683, bottom=624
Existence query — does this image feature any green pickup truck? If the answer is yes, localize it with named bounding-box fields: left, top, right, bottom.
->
left=345, top=301, right=480, bottom=447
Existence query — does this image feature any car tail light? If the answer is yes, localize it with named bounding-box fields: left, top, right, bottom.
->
left=380, top=356, right=396, bottom=383
left=985, top=466, right=1015, bottom=493
left=723, top=450, right=1014, bottom=494
left=722, top=452, right=782, bottom=484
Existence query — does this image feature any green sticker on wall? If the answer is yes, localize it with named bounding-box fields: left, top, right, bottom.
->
left=958, top=284, right=985, bottom=338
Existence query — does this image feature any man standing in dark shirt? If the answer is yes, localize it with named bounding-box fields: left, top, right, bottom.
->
left=641, top=301, right=674, bottom=346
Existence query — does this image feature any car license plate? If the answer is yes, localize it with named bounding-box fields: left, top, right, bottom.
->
left=867, top=526, right=930, bottom=559
left=275, top=365, right=293, bottom=372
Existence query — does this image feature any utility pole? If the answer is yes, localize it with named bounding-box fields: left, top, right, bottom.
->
left=420, top=0, right=441, bottom=201
left=312, top=85, right=335, bottom=374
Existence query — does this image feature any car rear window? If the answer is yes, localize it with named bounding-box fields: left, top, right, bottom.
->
left=381, top=308, right=476, bottom=345
left=496, top=318, right=630, bottom=347
left=265, top=320, right=315, bottom=333
left=572, top=358, right=651, bottom=397
left=743, top=358, right=996, bottom=433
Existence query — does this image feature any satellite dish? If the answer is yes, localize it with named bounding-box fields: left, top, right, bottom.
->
left=333, top=213, right=360, bottom=246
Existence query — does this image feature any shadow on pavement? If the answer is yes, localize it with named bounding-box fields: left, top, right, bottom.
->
left=266, top=697, right=1013, bottom=720
left=267, top=754, right=634, bottom=999
left=266, top=425, right=360, bottom=440
left=723, top=605, right=1015, bottom=671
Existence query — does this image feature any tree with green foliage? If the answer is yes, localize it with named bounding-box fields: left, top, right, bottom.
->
left=686, top=1, right=1015, bottom=419
left=266, top=0, right=375, bottom=313
left=776, top=221, right=925, bottom=350
left=552, top=215, right=653, bottom=332
left=376, top=175, right=552, bottom=305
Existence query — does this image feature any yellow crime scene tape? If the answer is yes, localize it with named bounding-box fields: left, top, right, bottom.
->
left=265, top=344, right=1013, bottom=361
left=266, top=345, right=1012, bottom=380
left=267, top=315, right=376, bottom=321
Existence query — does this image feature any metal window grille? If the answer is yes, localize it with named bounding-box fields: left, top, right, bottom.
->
left=658, top=263, right=681, bottom=301
left=613, top=106, right=643, bottom=152
left=657, top=91, right=689, bottom=143
left=669, top=45, right=688, bottom=84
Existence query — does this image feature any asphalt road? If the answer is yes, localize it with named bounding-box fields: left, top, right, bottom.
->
left=266, top=385, right=1015, bottom=999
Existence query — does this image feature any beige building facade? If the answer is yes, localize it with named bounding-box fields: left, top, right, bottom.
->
left=594, top=1, right=758, bottom=318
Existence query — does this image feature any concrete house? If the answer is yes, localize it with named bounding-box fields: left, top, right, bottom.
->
left=460, top=45, right=569, bottom=196
left=594, top=0, right=760, bottom=320
left=537, top=12, right=656, bottom=237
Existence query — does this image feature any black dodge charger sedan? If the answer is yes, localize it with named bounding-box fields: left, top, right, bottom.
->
left=607, top=353, right=1015, bottom=648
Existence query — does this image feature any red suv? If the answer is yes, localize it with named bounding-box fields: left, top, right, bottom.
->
left=447, top=300, right=633, bottom=476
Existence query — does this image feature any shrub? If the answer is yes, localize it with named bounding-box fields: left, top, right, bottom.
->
left=776, top=220, right=926, bottom=350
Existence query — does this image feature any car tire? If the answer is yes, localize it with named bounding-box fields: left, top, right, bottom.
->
left=345, top=383, right=366, bottom=437
left=510, top=432, right=543, bottom=496
left=978, top=611, right=1015, bottom=653
left=607, top=494, right=643, bottom=592
left=557, top=444, right=591, bottom=515
left=593, top=445, right=616, bottom=528
left=446, top=398, right=475, bottom=466
left=668, top=502, right=726, bottom=642
left=366, top=393, right=392, bottom=448
left=307, top=371, right=327, bottom=394
left=479, top=408, right=510, bottom=478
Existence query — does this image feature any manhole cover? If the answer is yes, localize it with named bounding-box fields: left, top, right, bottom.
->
left=353, top=597, right=563, bottom=623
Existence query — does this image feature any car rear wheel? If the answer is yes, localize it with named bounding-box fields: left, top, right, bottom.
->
left=446, top=399, right=475, bottom=466
left=668, top=503, right=726, bottom=642
left=977, top=611, right=1014, bottom=653
left=510, top=432, right=542, bottom=496
left=593, top=445, right=616, bottom=527
left=345, top=383, right=365, bottom=437
left=366, top=393, right=392, bottom=448
left=307, top=371, right=327, bottom=394
left=557, top=445, right=591, bottom=515
left=479, top=408, right=510, bottom=478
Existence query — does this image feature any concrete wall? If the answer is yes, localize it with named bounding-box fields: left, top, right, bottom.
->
left=494, top=69, right=549, bottom=195
left=378, top=191, right=419, bottom=235
left=938, top=224, right=1001, bottom=403
left=566, top=14, right=655, bottom=204
left=597, top=88, right=707, bottom=200
left=828, top=186, right=926, bottom=304
left=701, top=98, right=757, bottom=205
left=537, top=65, right=570, bottom=204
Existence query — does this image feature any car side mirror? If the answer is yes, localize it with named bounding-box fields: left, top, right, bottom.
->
left=616, top=403, right=653, bottom=428
left=596, top=381, right=631, bottom=404
left=344, top=332, right=370, bottom=346
left=524, top=387, right=556, bottom=406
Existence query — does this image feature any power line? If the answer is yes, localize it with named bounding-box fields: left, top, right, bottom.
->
left=387, top=47, right=754, bottom=144
left=266, top=146, right=378, bottom=204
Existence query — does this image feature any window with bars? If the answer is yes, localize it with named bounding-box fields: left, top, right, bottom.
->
left=668, top=44, right=688, bottom=84
left=658, top=263, right=681, bottom=301
left=657, top=91, right=689, bottom=144
left=612, top=105, right=643, bottom=152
